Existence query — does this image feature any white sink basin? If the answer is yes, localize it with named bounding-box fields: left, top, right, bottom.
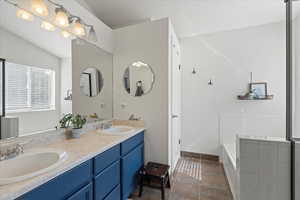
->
left=0, top=149, right=67, bottom=185
left=100, top=126, right=135, bottom=135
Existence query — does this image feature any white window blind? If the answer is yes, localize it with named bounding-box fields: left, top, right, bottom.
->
left=6, top=62, right=55, bottom=112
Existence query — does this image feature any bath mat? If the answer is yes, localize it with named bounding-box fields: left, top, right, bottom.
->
left=174, top=157, right=202, bottom=181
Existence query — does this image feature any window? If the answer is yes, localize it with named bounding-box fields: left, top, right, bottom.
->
left=6, top=62, right=55, bottom=112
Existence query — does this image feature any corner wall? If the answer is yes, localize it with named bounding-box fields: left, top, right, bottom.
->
left=113, top=19, right=169, bottom=164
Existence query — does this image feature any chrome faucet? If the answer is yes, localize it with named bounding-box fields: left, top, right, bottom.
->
left=129, top=114, right=141, bottom=121
left=0, top=143, right=24, bottom=161
left=100, top=121, right=113, bottom=130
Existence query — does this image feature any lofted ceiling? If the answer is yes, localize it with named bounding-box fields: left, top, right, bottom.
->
left=84, top=0, right=300, bottom=38
left=2, top=0, right=300, bottom=59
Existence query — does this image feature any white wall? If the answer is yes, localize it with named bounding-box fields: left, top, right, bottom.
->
left=113, top=19, right=170, bottom=164
left=74, top=0, right=96, bottom=15
left=0, top=27, right=61, bottom=135
left=72, top=41, right=113, bottom=119
left=181, top=22, right=286, bottom=156
left=61, top=58, right=72, bottom=115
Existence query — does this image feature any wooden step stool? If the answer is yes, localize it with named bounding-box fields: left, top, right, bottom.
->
left=139, top=162, right=171, bottom=200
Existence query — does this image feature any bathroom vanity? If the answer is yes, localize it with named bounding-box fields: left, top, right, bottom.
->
left=0, top=128, right=144, bottom=200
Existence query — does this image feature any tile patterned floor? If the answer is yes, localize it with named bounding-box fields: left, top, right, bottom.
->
left=131, top=157, right=233, bottom=200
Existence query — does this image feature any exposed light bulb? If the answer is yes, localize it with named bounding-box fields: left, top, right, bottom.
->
left=32, top=0, right=49, bottom=16
left=61, top=31, right=71, bottom=38
left=73, top=19, right=86, bottom=36
left=55, top=8, right=69, bottom=27
left=132, top=61, right=147, bottom=68
left=41, top=21, right=55, bottom=31
left=87, top=26, right=97, bottom=42
left=16, top=9, right=34, bottom=21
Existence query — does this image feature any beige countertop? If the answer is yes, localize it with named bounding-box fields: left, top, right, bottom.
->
left=0, top=126, right=145, bottom=200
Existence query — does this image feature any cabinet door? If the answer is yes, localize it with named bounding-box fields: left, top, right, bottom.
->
left=94, top=161, right=120, bottom=200
left=94, top=145, right=120, bottom=175
left=121, top=143, right=144, bottom=199
left=67, top=183, right=93, bottom=200
left=104, top=185, right=121, bottom=200
left=121, top=132, right=144, bottom=156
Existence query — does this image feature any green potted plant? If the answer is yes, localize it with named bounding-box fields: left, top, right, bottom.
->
left=59, top=113, right=73, bottom=139
left=59, top=113, right=73, bottom=129
left=71, top=114, right=87, bottom=138
left=59, top=114, right=86, bottom=139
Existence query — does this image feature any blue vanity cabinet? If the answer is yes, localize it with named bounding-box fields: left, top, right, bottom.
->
left=121, top=132, right=144, bottom=200
left=94, top=161, right=120, bottom=200
left=121, top=132, right=144, bottom=156
left=103, top=185, right=121, bottom=200
left=17, top=132, right=144, bottom=200
left=67, top=183, right=93, bottom=200
left=93, top=145, right=121, bottom=200
left=19, top=160, right=93, bottom=200
left=93, top=145, right=120, bottom=175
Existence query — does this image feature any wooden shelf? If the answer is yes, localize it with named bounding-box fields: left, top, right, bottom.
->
left=237, top=95, right=274, bottom=101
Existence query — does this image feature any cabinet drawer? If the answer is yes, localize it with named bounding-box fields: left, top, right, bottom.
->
left=19, top=160, right=92, bottom=200
left=121, top=132, right=144, bottom=156
left=67, top=183, right=93, bottom=200
left=104, top=185, right=121, bottom=200
left=94, top=145, right=120, bottom=175
left=94, top=161, right=120, bottom=200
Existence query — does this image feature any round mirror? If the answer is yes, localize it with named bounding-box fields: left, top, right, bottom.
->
left=123, top=61, right=155, bottom=97
left=80, top=67, right=103, bottom=97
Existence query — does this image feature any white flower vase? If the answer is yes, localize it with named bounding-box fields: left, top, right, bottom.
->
left=72, top=128, right=83, bottom=138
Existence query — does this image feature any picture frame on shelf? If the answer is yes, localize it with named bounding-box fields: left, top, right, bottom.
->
left=250, top=82, right=267, bottom=98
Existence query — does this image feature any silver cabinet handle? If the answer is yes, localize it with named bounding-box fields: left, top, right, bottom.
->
left=172, top=115, right=179, bottom=118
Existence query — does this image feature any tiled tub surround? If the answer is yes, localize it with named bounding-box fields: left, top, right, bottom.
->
left=0, top=120, right=145, bottom=200
left=222, top=136, right=291, bottom=200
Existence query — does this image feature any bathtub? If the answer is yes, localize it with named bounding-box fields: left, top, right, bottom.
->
left=222, top=143, right=238, bottom=200
left=222, top=136, right=291, bottom=200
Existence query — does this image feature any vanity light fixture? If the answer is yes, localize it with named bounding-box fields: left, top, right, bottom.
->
left=87, top=26, right=98, bottom=42
left=54, top=7, right=69, bottom=27
left=16, top=9, right=34, bottom=21
left=87, top=26, right=97, bottom=42
left=132, top=61, right=148, bottom=68
left=31, top=0, right=49, bottom=16
left=4, top=0, right=98, bottom=43
left=61, top=31, right=71, bottom=38
left=132, top=62, right=140, bottom=67
left=73, top=18, right=86, bottom=36
left=41, top=21, right=55, bottom=31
